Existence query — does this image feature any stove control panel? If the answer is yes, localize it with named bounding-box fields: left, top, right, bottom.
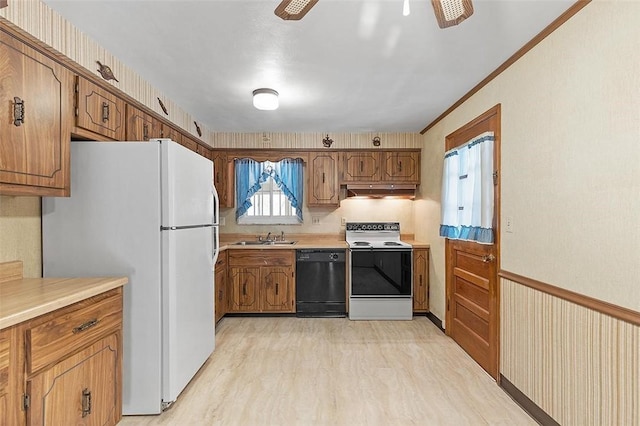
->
left=345, top=222, right=400, bottom=232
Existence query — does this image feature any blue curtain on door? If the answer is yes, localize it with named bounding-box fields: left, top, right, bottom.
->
left=439, top=132, right=495, bottom=244
left=273, top=159, right=304, bottom=221
left=235, top=158, right=269, bottom=220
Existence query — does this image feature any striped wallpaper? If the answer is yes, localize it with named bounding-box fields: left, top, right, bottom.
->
left=501, top=277, right=639, bottom=425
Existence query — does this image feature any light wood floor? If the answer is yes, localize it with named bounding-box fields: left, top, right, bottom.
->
left=120, top=317, right=535, bottom=425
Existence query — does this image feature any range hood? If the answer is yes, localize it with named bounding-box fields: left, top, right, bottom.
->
left=346, top=184, right=416, bottom=199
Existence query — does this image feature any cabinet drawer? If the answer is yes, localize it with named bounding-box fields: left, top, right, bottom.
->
left=26, top=292, right=122, bottom=374
left=228, top=249, right=294, bottom=267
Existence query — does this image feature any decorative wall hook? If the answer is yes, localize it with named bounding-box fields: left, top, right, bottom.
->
left=372, top=136, right=381, bottom=147
left=157, top=98, right=168, bottom=115
left=96, top=61, right=119, bottom=82
left=322, top=134, right=333, bottom=148
left=194, top=121, right=202, bottom=137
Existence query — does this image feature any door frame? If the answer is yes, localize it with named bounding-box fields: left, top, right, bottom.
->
left=444, top=104, right=501, bottom=380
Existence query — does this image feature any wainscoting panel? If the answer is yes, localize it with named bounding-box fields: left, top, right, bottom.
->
left=501, top=276, right=639, bottom=425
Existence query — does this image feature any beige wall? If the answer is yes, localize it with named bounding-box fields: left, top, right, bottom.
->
left=418, top=0, right=640, bottom=318
left=0, top=196, right=41, bottom=277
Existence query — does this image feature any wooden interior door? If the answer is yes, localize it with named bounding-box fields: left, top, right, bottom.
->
left=445, top=105, right=501, bottom=379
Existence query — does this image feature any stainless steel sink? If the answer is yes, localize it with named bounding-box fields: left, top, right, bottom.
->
left=262, top=240, right=297, bottom=245
left=233, top=240, right=297, bottom=246
left=233, top=240, right=266, bottom=246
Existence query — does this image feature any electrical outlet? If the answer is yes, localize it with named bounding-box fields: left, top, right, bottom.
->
left=312, top=216, right=321, bottom=225
left=341, top=217, right=347, bottom=226
left=505, top=216, right=514, bottom=233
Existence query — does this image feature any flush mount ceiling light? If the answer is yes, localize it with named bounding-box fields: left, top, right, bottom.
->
left=252, top=88, right=279, bottom=111
left=275, top=0, right=319, bottom=20
left=431, top=0, right=474, bottom=29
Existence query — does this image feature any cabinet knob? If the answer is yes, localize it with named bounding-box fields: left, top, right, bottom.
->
left=13, top=97, right=25, bottom=126
left=101, top=102, right=110, bottom=123
left=81, top=389, right=92, bottom=418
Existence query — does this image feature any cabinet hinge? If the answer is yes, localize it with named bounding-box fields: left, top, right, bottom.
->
left=75, top=83, right=79, bottom=93
left=75, top=107, right=79, bottom=117
left=23, top=394, right=30, bottom=411
left=492, top=171, right=499, bottom=186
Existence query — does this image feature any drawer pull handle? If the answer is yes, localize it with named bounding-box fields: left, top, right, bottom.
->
left=242, top=283, right=247, bottom=296
left=102, top=102, right=110, bottom=122
left=143, top=123, right=149, bottom=140
left=398, top=161, right=402, bottom=172
left=81, top=388, right=92, bottom=417
left=322, top=172, right=325, bottom=183
left=275, top=283, right=279, bottom=296
left=73, top=318, right=99, bottom=334
left=13, top=97, right=25, bottom=126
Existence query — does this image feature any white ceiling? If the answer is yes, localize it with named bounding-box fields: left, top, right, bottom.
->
left=43, top=0, right=576, bottom=133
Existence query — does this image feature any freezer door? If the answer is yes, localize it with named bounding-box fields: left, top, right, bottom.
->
left=160, top=139, right=215, bottom=227
left=161, top=226, right=215, bottom=404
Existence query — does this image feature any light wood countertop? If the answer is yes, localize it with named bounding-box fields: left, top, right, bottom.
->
left=0, top=262, right=127, bottom=330
left=219, top=234, right=429, bottom=251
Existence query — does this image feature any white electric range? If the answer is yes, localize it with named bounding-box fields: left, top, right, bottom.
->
left=346, top=222, right=413, bottom=320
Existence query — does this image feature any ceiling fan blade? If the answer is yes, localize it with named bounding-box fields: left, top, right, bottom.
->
left=431, top=0, right=474, bottom=29
left=274, top=0, right=319, bottom=21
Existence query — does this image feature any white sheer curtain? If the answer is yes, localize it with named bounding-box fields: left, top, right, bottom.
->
left=440, top=131, right=495, bottom=244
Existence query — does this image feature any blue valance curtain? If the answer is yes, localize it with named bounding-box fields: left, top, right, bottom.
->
left=439, top=132, right=495, bottom=244
left=235, top=158, right=304, bottom=221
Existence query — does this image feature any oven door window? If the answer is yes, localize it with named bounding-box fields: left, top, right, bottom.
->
left=350, top=249, right=412, bottom=297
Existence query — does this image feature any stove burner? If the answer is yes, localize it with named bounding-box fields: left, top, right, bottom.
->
left=352, top=241, right=371, bottom=246
left=383, top=241, right=402, bottom=246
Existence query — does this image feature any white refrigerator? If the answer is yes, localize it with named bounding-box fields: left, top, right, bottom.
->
left=42, top=139, right=219, bottom=415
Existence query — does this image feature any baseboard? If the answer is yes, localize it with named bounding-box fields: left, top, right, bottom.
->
left=500, top=374, right=559, bottom=426
left=426, top=312, right=445, bottom=332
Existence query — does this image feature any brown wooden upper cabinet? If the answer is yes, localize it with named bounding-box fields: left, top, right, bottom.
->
left=382, top=151, right=420, bottom=183
left=308, top=152, right=339, bottom=206
left=125, top=104, right=162, bottom=141
left=0, top=28, right=73, bottom=196
left=75, top=76, right=125, bottom=141
left=161, top=124, right=183, bottom=145
left=341, top=152, right=381, bottom=182
left=196, top=142, right=212, bottom=159
left=211, top=151, right=232, bottom=208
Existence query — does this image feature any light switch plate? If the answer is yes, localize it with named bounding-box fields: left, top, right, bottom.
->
left=505, top=216, right=513, bottom=233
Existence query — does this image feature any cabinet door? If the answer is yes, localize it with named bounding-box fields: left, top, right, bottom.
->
left=341, top=152, right=381, bottom=182
left=261, top=266, right=295, bottom=312
left=413, top=249, right=429, bottom=312
left=211, top=152, right=232, bottom=208
left=0, top=329, right=8, bottom=424
left=196, top=143, right=212, bottom=159
left=161, top=124, right=184, bottom=146
left=27, top=333, right=121, bottom=426
left=214, top=251, right=227, bottom=323
left=75, top=76, right=125, bottom=140
left=228, top=267, right=260, bottom=312
left=125, top=104, right=161, bottom=141
left=382, top=151, right=420, bottom=183
left=0, top=30, right=73, bottom=196
left=308, top=153, right=339, bottom=206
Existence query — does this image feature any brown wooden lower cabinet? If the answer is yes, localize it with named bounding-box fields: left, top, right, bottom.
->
left=2, top=288, right=123, bottom=425
left=227, top=250, right=295, bottom=313
left=413, top=248, right=430, bottom=313
left=214, top=251, right=228, bottom=323
left=27, top=334, right=119, bottom=425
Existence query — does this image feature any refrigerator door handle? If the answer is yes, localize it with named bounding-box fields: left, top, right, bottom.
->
left=211, top=183, right=220, bottom=267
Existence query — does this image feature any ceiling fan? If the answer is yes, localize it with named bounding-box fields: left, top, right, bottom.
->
left=274, top=0, right=474, bottom=29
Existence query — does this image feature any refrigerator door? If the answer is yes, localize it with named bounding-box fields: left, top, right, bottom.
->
left=42, top=141, right=164, bottom=415
left=159, top=139, right=215, bottom=227
left=161, top=226, right=215, bottom=403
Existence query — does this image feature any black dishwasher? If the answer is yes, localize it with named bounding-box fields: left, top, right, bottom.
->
left=296, top=249, right=346, bottom=317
